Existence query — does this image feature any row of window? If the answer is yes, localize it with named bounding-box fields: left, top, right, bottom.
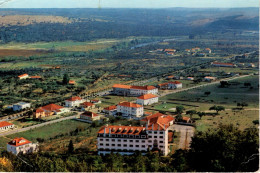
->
left=148, top=135, right=164, bottom=139
left=100, top=139, right=146, bottom=143
left=100, top=143, right=146, bottom=148
left=148, top=131, right=164, bottom=134
left=98, top=134, right=147, bottom=139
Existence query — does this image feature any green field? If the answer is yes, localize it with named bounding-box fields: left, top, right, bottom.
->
left=6, top=119, right=89, bottom=142
left=160, top=75, right=259, bottom=110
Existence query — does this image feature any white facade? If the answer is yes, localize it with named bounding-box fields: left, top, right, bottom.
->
left=18, top=74, right=29, bottom=80
left=130, top=88, right=158, bottom=96
left=13, top=102, right=31, bottom=111
left=168, top=83, right=182, bottom=89
left=7, top=138, right=38, bottom=155
left=136, top=97, right=158, bottom=106
left=117, top=103, right=143, bottom=118
left=65, top=96, right=85, bottom=107
left=97, top=125, right=169, bottom=156
left=0, top=122, right=14, bottom=131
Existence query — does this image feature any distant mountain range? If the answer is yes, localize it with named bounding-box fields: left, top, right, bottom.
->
left=0, top=8, right=258, bottom=43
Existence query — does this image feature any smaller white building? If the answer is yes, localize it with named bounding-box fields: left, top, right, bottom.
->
left=168, top=81, right=182, bottom=89
left=80, top=111, right=102, bottom=123
left=18, top=74, right=29, bottom=80
left=117, top=102, right=143, bottom=118
left=103, top=105, right=117, bottom=116
left=65, top=96, right=85, bottom=107
left=13, top=102, right=31, bottom=111
left=7, top=137, right=38, bottom=155
left=204, top=76, right=216, bottom=82
left=0, top=121, right=14, bottom=131
left=136, top=94, right=158, bottom=105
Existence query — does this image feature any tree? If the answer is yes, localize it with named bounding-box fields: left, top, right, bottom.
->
left=209, top=105, right=225, bottom=114
left=188, top=124, right=259, bottom=172
left=62, top=74, right=70, bottom=85
left=204, top=91, right=211, bottom=96
left=197, top=111, right=206, bottom=119
left=68, top=140, right=74, bottom=154
left=244, top=82, right=251, bottom=88
left=186, top=110, right=197, bottom=119
left=237, top=102, right=248, bottom=109
left=176, top=106, right=185, bottom=114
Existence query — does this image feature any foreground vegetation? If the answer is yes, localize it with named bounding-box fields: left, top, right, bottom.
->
left=0, top=124, right=258, bottom=172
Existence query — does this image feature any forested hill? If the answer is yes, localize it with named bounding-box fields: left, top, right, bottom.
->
left=0, top=8, right=258, bottom=43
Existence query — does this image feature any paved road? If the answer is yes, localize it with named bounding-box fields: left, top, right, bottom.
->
left=169, top=124, right=195, bottom=149
left=0, top=112, right=81, bottom=137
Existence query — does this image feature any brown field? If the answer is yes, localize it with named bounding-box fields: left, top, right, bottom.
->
left=0, top=15, right=73, bottom=26
left=0, top=49, right=48, bottom=57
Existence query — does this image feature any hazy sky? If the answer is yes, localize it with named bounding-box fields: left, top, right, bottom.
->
left=0, top=0, right=259, bottom=8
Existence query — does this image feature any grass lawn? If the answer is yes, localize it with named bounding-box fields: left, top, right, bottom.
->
left=195, top=109, right=259, bottom=132
left=160, top=75, right=259, bottom=110
left=6, top=119, right=89, bottom=142
left=98, top=95, right=137, bottom=108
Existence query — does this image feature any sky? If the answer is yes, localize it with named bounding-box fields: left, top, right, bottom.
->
left=0, top=0, right=258, bottom=8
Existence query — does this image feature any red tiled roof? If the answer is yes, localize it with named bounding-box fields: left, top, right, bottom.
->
left=182, top=116, right=190, bottom=122
left=164, top=49, right=176, bottom=52
left=81, top=102, right=94, bottom=107
left=91, top=99, right=99, bottom=102
left=35, top=108, right=44, bottom=113
left=104, top=105, right=117, bottom=111
left=205, top=48, right=211, bottom=50
left=158, top=82, right=169, bottom=87
left=131, top=85, right=157, bottom=90
left=30, top=76, right=41, bottom=79
left=167, top=75, right=174, bottom=78
left=142, top=113, right=175, bottom=131
left=137, top=94, right=158, bottom=100
left=168, top=81, right=182, bottom=84
left=8, top=137, right=31, bottom=147
left=118, top=102, right=143, bottom=108
left=212, top=62, right=234, bottom=66
left=98, top=125, right=146, bottom=135
left=69, top=80, right=76, bottom=84
left=81, top=111, right=99, bottom=117
left=0, top=121, right=13, bottom=128
left=112, top=84, right=131, bottom=89
left=18, top=74, right=28, bottom=78
left=41, top=104, right=64, bottom=111
left=113, top=84, right=157, bottom=91
left=66, top=96, right=82, bottom=101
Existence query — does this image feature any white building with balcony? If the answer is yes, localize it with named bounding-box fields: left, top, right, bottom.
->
left=7, top=137, right=38, bottom=155
left=97, top=121, right=171, bottom=156
left=117, top=102, right=143, bottom=118
left=0, top=121, right=14, bottom=131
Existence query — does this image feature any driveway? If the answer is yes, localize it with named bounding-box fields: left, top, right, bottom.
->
left=169, top=124, right=195, bottom=149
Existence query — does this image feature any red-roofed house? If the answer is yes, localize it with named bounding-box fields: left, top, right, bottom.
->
left=212, top=62, right=235, bottom=67
left=30, top=76, right=42, bottom=79
left=69, top=80, right=76, bottom=85
left=80, top=102, right=95, bottom=111
left=7, top=137, right=38, bottom=155
left=204, top=48, right=212, bottom=53
left=18, top=74, right=29, bottom=80
left=204, top=76, right=217, bottom=82
left=117, top=102, right=143, bottom=118
left=112, top=84, right=158, bottom=96
left=91, top=99, right=102, bottom=104
left=136, top=94, right=158, bottom=105
left=157, top=81, right=182, bottom=90
left=141, top=112, right=175, bottom=128
left=103, top=105, right=117, bottom=116
left=34, top=104, right=68, bottom=119
left=0, top=121, right=14, bottom=131
left=80, top=111, right=102, bottom=123
left=65, top=96, right=85, bottom=107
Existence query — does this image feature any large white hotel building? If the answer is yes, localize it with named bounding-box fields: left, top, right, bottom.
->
left=97, top=113, right=174, bottom=156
